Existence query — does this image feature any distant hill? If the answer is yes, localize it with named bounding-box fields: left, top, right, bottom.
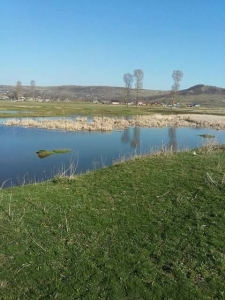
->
left=180, top=84, right=225, bottom=96
left=143, top=84, right=225, bottom=106
left=0, top=84, right=225, bottom=107
left=0, top=84, right=168, bottom=101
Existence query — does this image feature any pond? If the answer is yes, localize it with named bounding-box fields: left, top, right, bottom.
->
left=0, top=110, right=31, bottom=114
left=0, top=119, right=225, bottom=188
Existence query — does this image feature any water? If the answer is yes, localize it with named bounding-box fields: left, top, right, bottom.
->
left=0, top=110, right=31, bottom=114
left=0, top=120, right=224, bottom=188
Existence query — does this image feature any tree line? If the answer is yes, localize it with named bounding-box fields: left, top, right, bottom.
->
left=123, top=69, right=183, bottom=106
left=15, top=80, right=36, bottom=100
left=13, top=70, right=183, bottom=104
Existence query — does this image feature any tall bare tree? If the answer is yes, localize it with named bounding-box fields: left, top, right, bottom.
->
left=123, top=73, right=133, bottom=104
left=16, top=81, right=23, bottom=100
left=171, top=70, right=183, bottom=107
left=134, top=69, right=144, bottom=106
left=30, top=80, right=36, bottom=100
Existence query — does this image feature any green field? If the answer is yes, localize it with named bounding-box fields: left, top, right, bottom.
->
left=1, top=100, right=225, bottom=118
left=1, top=146, right=225, bottom=299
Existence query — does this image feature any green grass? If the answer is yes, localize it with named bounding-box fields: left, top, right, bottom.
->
left=0, top=147, right=225, bottom=299
left=1, top=101, right=225, bottom=118
left=0, top=101, right=154, bottom=118
left=199, top=134, right=215, bottom=139
left=36, top=149, right=71, bottom=158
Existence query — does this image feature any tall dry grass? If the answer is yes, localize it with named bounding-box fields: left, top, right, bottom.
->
left=3, top=114, right=225, bottom=131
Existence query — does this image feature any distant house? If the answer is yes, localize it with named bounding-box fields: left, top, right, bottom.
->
left=111, top=100, right=120, bottom=105
left=151, top=102, right=160, bottom=106
left=186, top=103, right=200, bottom=108
left=0, top=95, right=9, bottom=100
left=173, top=103, right=181, bottom=107
left=194, top=102, right=200, bottom=108
left=101, top=100, right=110, bottom=104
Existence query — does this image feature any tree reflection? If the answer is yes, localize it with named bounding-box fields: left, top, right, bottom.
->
left=121, top=128, right=130, bottom=143
left=168, top=127, right=177, bottom=151
left=131, top=127, right=140, bottom=149
left=121, top=126, right=141, bottom=149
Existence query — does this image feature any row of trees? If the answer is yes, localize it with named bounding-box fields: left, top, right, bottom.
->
left=15, top=80, right=36, bottom=100
left=123, top=69, right=144, bottom=106
left=123, top=69, right=183, bottom=106
left=13, top=70, right=183, bottom=103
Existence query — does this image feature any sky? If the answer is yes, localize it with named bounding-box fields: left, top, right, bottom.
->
left=0, top=0, right=224, bottom=90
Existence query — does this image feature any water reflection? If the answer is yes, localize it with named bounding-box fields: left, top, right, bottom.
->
left=122, top=126, right=176, bottom=150
left=168, top=127, right=177, bottom=151
left=1, top=123, right=225, bottom=188
left=121, top=127, right=141, bottom=149
left=131, top=127, right=141, bottom=148
left=121, top=128, right=130, bottom=143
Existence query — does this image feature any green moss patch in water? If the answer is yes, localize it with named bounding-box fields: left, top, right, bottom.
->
left=199, top=134, right=215, bottom=138
left=36, top=149, right=71, bottom=158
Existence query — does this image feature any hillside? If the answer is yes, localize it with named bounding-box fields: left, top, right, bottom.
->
left=0, top=84, right=166, bottom=101
left=146, top=85, right=225, bottom=107
left=0, top=84, right=225, bottom=107
left=180, top=84, right=225, bottom=95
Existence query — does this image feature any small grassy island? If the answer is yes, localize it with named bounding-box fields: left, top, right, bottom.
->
left=199, top=134, right=215, bottom=139
left=36, top=149, right=71, bottom=158
left=1, top=145, right=225, bottom=299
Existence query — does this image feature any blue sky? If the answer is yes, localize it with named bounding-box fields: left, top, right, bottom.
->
left=0, top=0, right=224, bottom=90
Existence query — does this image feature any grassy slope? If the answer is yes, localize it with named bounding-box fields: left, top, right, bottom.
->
left=1, top=147, right=225, bottom=299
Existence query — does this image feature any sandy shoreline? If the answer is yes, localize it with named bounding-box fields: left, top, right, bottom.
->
left=3, top=114, right=225, bottom=131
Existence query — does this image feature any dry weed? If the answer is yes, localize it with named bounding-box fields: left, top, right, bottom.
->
left=3, top=114, right=225, bottom=131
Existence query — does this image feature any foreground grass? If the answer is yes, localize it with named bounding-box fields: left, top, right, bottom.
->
left=0, top=147, right=225, bottom=299
left=1, top=101, right=225, bottom=118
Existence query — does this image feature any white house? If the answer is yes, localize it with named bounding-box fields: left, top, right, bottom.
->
left=111, top=100, right=120, bottom=105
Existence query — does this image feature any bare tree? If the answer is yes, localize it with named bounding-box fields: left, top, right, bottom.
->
left=133, top=69, right=144, bottom=106
left=30, top=80, right=36, bottom=100
left=16, top=81, right=23, bottom=100
left=123, top=73, right=133, bottom=104
left=171, top=70, right=183, bottom=107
